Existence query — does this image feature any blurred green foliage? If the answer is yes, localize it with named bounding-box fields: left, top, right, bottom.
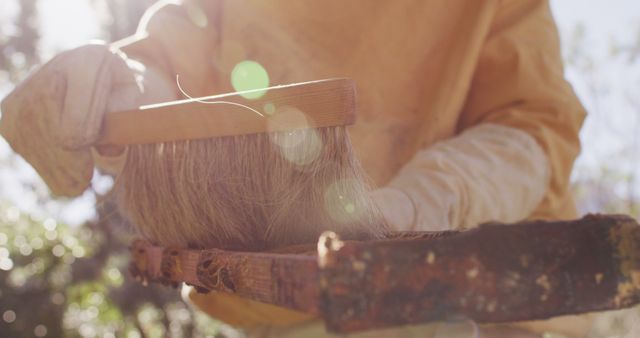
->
left=0, top=198, right=227, bottom=337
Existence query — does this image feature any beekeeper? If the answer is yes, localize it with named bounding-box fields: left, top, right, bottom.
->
left=0, top=0, right=587, bottom=337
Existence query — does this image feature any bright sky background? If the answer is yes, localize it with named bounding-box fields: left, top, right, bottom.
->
left=0, top=0, right=639, bottom=224
left=551, top=0, right=640, bottom=153
left=38, top=0, right=103, bottom=57
left=551, top=0, right=640, bottom=210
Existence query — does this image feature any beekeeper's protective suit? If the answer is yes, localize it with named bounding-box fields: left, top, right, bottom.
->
left=0, top=0, right=587, bottom=337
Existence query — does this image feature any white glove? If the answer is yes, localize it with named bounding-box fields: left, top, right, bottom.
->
left=0, top=43, right=174, bottom=197
left=370, top=187, right=419, bottom=231
left=372, top=124, right=550, bottom=231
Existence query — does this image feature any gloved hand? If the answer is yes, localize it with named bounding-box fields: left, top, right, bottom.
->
left=371, top=124, right=550, bottom=231
left=371, top=187, right=421, bottom=231
left=0, top=43, right=174, bottom=197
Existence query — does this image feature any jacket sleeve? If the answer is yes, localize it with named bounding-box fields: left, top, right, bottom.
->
left=458, top=0, right=586, bottom=219
left=111, top=0, right=220, bottom=97
left=385, top=0, right=585, bottom=231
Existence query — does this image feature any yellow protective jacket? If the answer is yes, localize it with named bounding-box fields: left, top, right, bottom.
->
left=115, top=0, right=586, bottom=335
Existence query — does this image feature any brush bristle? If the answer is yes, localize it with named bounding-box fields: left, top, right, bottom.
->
left=113, top=126, right=387, bottom=250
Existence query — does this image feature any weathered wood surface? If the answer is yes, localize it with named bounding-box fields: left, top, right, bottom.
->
left=129, top=214, right=640, bottom=333
left=99, top=78, right=356, bottom=146
left=129, top=242, right=320, bottom=314
left=319, top=214, right=640, bottom=332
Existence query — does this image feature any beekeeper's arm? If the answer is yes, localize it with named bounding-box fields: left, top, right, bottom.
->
left=374, top=0, right=585, bottom=232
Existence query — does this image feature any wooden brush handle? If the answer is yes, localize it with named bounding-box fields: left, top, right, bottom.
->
left=97, top=78, right=356, bottom=146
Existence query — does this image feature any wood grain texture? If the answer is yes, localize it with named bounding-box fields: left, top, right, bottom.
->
left=99, top=78, right=356, bottom=145
left=128, top=214, right=640, bottom=333
left=320, top=214, right=640, bottom=332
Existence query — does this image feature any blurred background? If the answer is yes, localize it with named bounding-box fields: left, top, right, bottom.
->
left=0, top=0, right=639, bottom=337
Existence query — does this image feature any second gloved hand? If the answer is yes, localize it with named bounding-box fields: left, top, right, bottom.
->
left=0, top=43, right=175, bottom=197
left=371, top=185, right=452, bottom=232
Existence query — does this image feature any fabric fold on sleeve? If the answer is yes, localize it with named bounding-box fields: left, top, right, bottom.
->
left=388, top=123, right=550, bottom=230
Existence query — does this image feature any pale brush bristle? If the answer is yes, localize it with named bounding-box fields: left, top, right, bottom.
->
left=113, top=126, right=387, bottom=250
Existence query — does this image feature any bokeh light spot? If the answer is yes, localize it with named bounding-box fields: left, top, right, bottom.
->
left=106, top=267, right=123, bottom=286
left=45, top=230, right=57, bottom=241
left=13, top=235, right=26, bottom=247
left=3, top=310, right=16, bottom=323
left=43, top=218, right=57, bottom=231
left=63, top=254, right=75, bottom=265
left=72, top=246, right=85, bottom=258
left=50, top=292, right=65, bottom=305
left=0, top=257, right=13, bottom=271
left=263, top=102, right=276, bottom=115
left=30, top=237, right=44, bottom=250
left=324, top=179, right=364, bottom=223
left=86, top=305, right=99, bottom=318
left=52, top=244, right=65, bottom=257
left=231, top=60, right=270, bottom=99
left=62, top=235, right=77, bottom=248
left=34, top=324, right=47, bottom=337
left=267, top=106, right=310, bottom=137
left=344, top=203, right=356, bottom=214
left=19, top=244, right=32, bottom=256
left=79, top=324, right=96, bottom=337
left=282, top=129, right=323, bottom=166
left=268, top=107, right=323, bottom=166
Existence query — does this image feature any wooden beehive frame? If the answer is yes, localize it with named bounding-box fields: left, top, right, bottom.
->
left=129, top=214, right=640, bottom=333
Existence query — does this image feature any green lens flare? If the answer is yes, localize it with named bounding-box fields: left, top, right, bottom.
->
left=231, top=60, right=270, bottom=100
left=263, top=102, right=276, bottom=115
